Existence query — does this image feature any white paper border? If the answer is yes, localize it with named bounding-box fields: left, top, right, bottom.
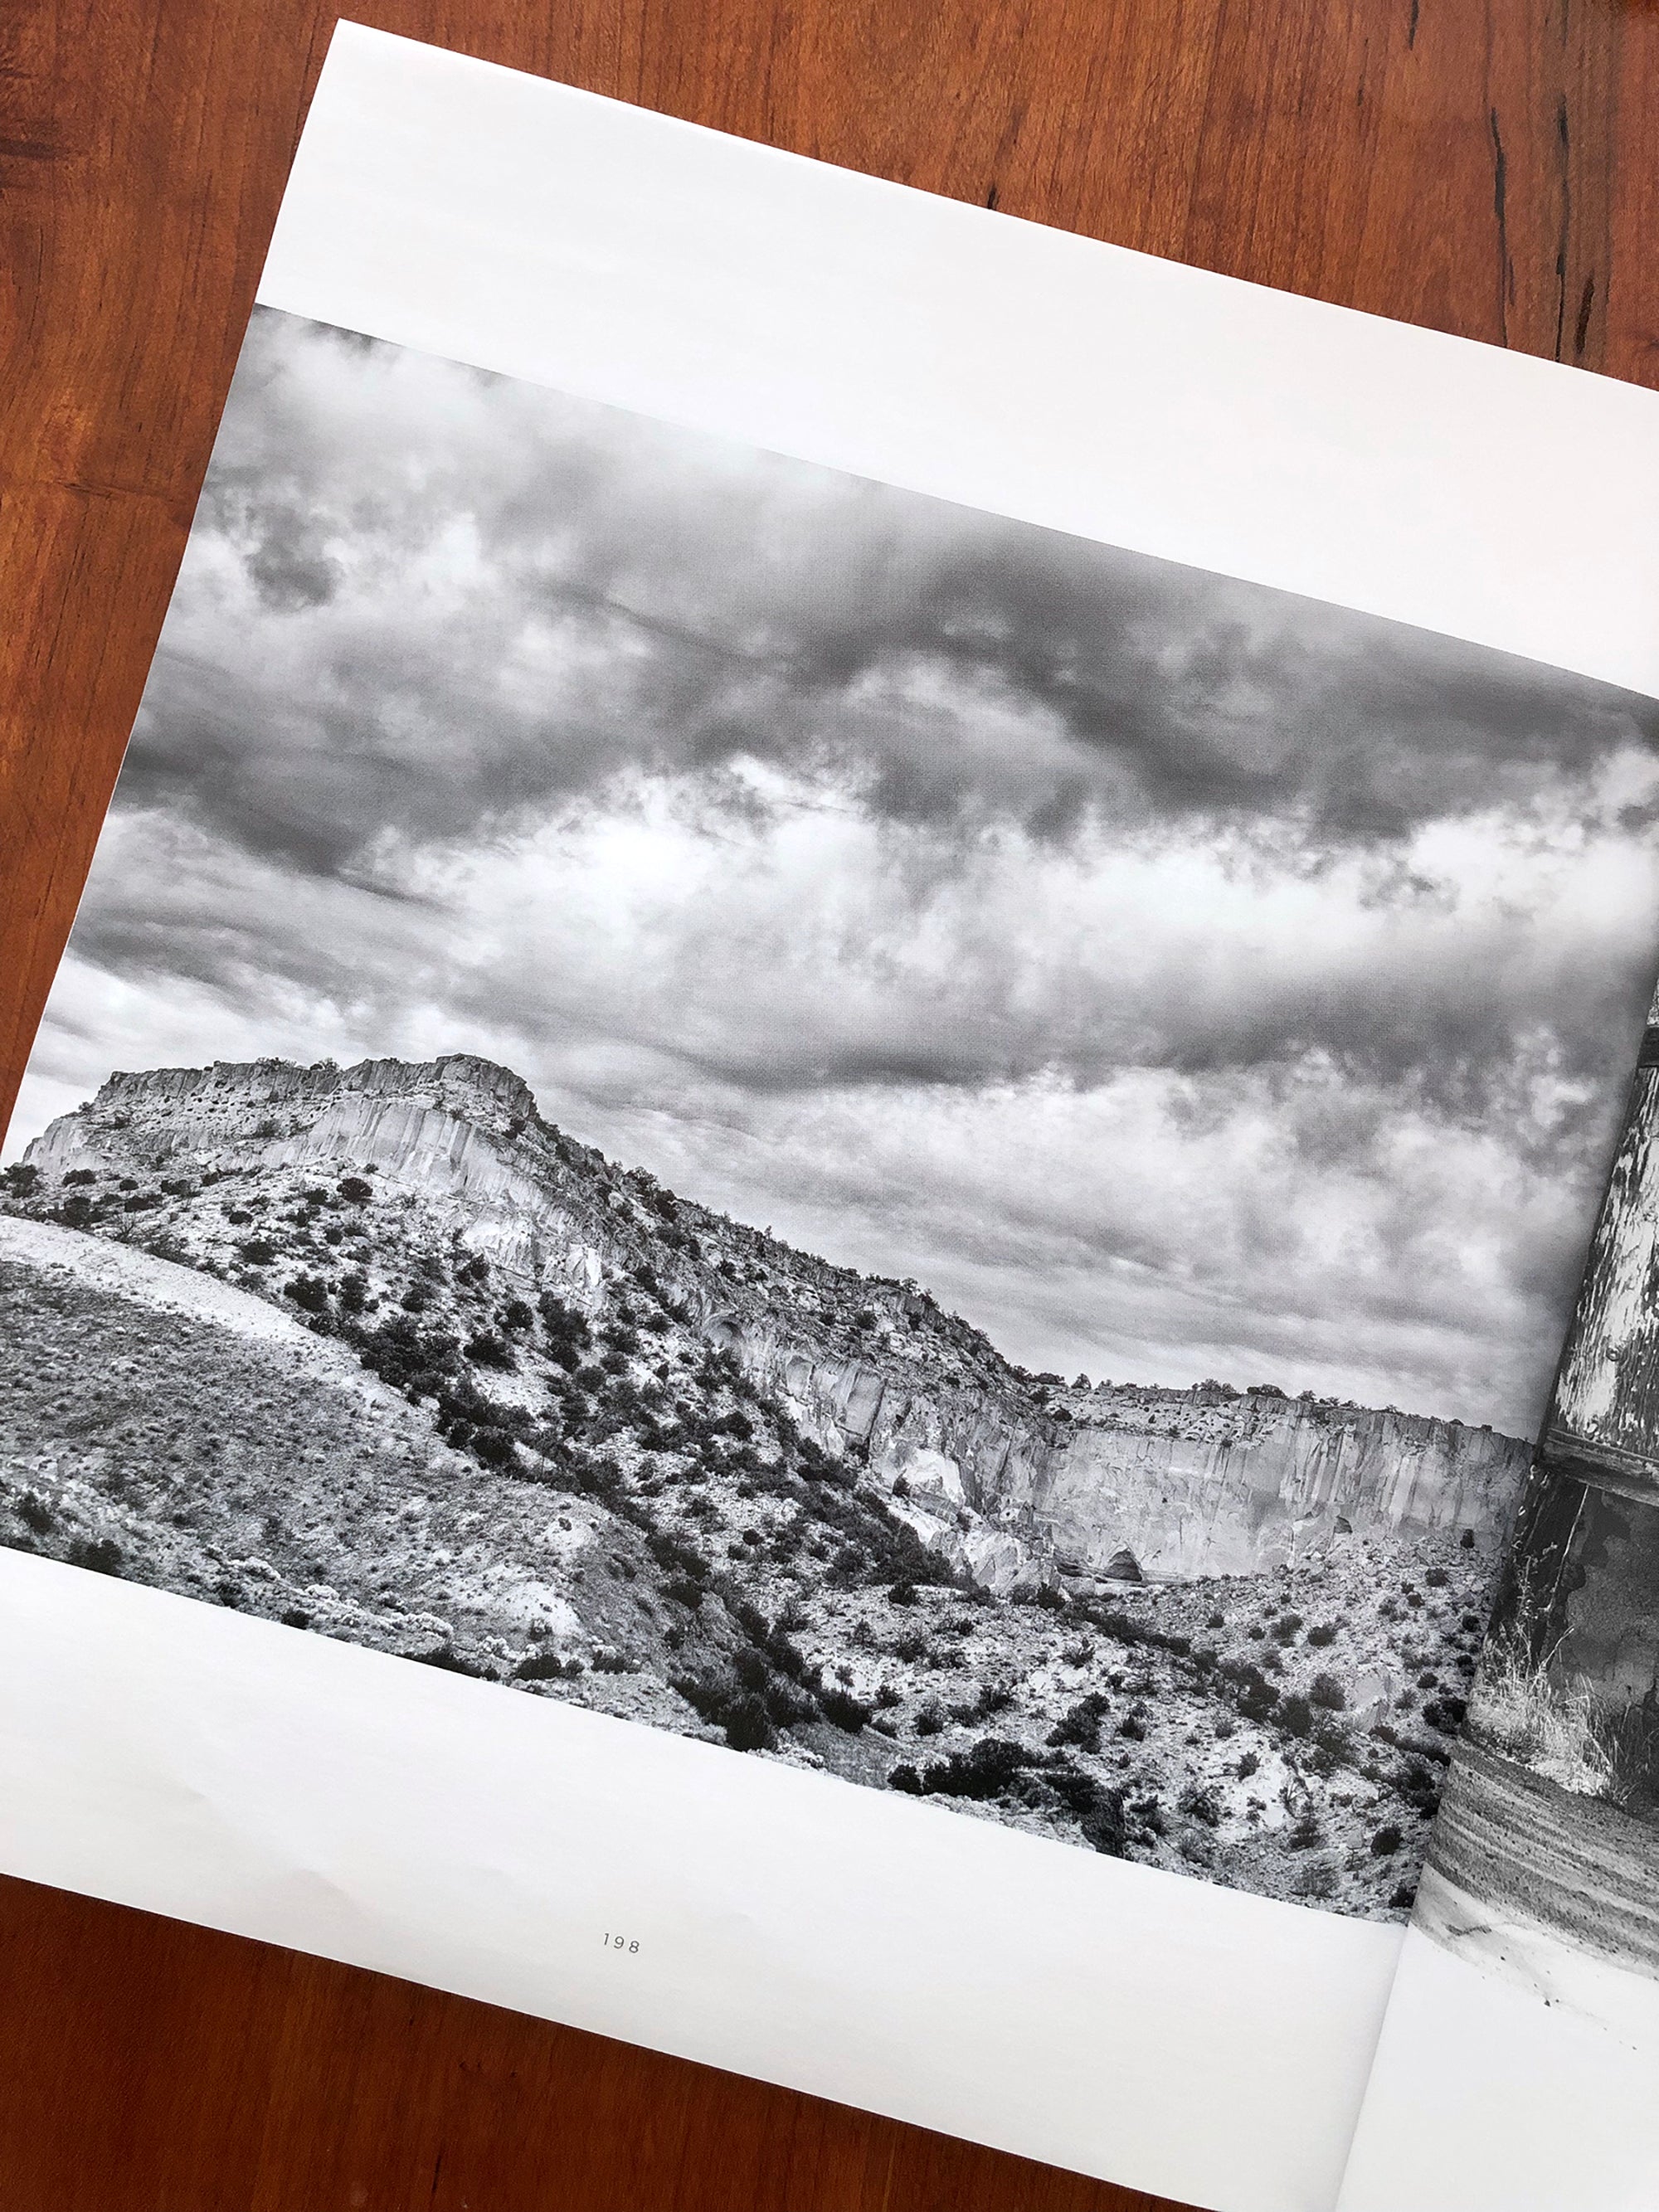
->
left=259, top=25, right=1659, bottom=699
left=0, top=1550, right=1397, bottom=2212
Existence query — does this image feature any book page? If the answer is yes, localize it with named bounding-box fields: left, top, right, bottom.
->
left=5, top=27, right=1659, bottom=2212
left=1339, top=992, right=1659, bottom=2211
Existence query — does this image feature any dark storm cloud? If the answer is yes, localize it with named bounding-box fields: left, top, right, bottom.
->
left=119, top=308, right=1659, bottom=892
left=27, top=304, right=1658, bottom=1432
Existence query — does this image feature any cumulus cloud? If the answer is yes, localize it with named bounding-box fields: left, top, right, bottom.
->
left=15, top=304, right=1659, bottom=1433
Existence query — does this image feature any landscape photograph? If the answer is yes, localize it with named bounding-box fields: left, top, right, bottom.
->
left=7, top=305, right=1659, bottom=1922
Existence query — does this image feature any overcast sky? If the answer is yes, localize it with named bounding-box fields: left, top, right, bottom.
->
left=15, top=305, right=1659, bottom=1432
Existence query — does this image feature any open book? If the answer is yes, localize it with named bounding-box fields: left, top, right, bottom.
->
left=2, top=27, right=1657, bottom=2212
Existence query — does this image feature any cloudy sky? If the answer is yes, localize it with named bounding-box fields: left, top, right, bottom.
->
left=16, top=305, right=1659, bottom=1432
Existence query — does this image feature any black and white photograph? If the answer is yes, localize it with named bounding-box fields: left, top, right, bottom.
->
left=6, top=304, right=1659, bottom=1923
left=1419, top=1005, right=1659, bottom=2018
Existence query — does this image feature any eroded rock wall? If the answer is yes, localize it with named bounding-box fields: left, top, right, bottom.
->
left=19, top=1053, right=1530, bottom=1592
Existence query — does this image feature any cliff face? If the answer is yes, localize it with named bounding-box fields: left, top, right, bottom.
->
left=2, top=1052, right=1520, bottom=1919
left=1019, top=1388, right=1527, bottom=1580
left=16, top=1053, right=1527, bottom=1587
left=1545, top=1048, right=1659, bottom=1499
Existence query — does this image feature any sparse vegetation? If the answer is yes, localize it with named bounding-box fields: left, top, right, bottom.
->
left=0, top=1054, right=1511, bottom=1928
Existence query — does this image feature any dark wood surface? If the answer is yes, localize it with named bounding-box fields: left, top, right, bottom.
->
left=2, top=2, right=1656, bottom=2205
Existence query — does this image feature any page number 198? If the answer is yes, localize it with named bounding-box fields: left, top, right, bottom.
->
left=602, top=1932, right=640, bottom=1954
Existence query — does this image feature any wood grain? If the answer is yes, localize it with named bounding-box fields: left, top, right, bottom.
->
left=2, top=2, right=1656, bottom=2205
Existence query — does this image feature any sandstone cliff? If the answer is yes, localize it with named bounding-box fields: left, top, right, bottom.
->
left=15, top=1052, right=1528, bottom=1590
left=2, top=1053, right=1521, bottom=1918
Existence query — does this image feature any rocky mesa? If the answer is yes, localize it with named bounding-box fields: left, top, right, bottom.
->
left=16, top=1053, right=1526, bottom=1594
left=0, top=1053, right=1530, bottom=1917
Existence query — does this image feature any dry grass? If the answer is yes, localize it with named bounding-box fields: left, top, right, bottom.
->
left=1469, top=1635, right=1618, bottom=1800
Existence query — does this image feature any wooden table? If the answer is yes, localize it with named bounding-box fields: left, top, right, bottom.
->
left=2, top=4, right=1654, bottom=2205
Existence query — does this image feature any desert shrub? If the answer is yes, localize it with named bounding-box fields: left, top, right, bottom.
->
left=950, top=1683, right=1013, bottom=1724
left=1031, top=1584, right=1067, bottom=1612
left=17, top=1493, right=56, bottom=1535
left=1129, top=1792, right=1166, bottom=1836
left=513, top=1650, right=585, bottom=1681
left=2, top=1163, right=40, bottom=1194
left=1309, top=1672, right=1347, bottom=1712
left=647, top=1528, right=709, bottom=1582
left=1422, top=1695, right=1468, bottom=1733
left=914, top=1701, right=946, bottom=1737
left=1221, top=1660, right=1278, bottom=1723
left=1397, top=1759, right=1443, bottom=1815
left=1272, top=1613, right=1303, bottom=1643
left=1205, top=1612, right=1226, bottom=1630
left=727, top=1600, right=819, bottom=1692
left=675, top=1673, right=778, bottom=1753
left=1389, top=1879, right=1419, bottom=1911
left=1294, top=1860, right=1337, bottom=1899
left=1080, top=1790, right=1127, bottom=1856
left=1424, top=1567, right=1449, bottom=1587
left=1370, top=1823, right=1404, bottom=1856
left=915, top=1738, right=1031, bottom=1801
left=472, top=1430, right=518, bottom=1468
left=888, top=1764, right=923, bottom=1794
left=122, top=1192, right=162, bottom=1213
left=1460, top=1528, right=1476, bottom=1549
left=500, top=1299, right=533, bottom=1332
left=351, top=1315, right=460, bottom=1399
left=888, top=1579, right=919, bottom=1607
left=874, top=1683, right=902, bottom=1710
left=465, top=1331, right=515, bottom=1372
left=1235, top=1748, right=1259, bottom=1779
left=1278, top=1694, right=1315, bottom=1738
left=1178, top=1782, right=1222, bottom=1827
left=455, top=1255, right=489, bottom=1286
left=285, top=1274, right=330, bottom=1314
left=1048, top=1691, right=1112, bottom=1752
left=538, top=1293, right=591, bottom=1367
left=1040, top=1760, right=1099, bottom=1816
left=1306, top=1622, right=1338, bottom=1648
left=821, top=1686, right=873, bottom=1733
left=1118, top=1713, right=1146, bottom=1741
left=1288, top=1811, right=1321, bottom=1850
left=592, top=1649, right=634, bottom=1674
left=338, top=1176, right=372, bottom=1205
left=280, top=1607, right=311, bottom=1630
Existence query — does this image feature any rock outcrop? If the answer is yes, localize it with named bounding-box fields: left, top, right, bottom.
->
left=1, top=1052, right=1527, bottom=1920
left=14, top=1053, right=1530, bottom=1588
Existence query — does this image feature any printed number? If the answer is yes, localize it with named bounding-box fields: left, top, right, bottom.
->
left=601, top=1932, right=640, bottom=1954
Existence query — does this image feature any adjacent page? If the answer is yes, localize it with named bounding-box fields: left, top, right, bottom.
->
left=1339, top=989, right=1659, bottom=2210
left=5, top=27, right=1659, bottom=2212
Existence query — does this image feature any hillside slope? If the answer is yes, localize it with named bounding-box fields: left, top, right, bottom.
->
left=0, top=1053, right=1523, bottom=1915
